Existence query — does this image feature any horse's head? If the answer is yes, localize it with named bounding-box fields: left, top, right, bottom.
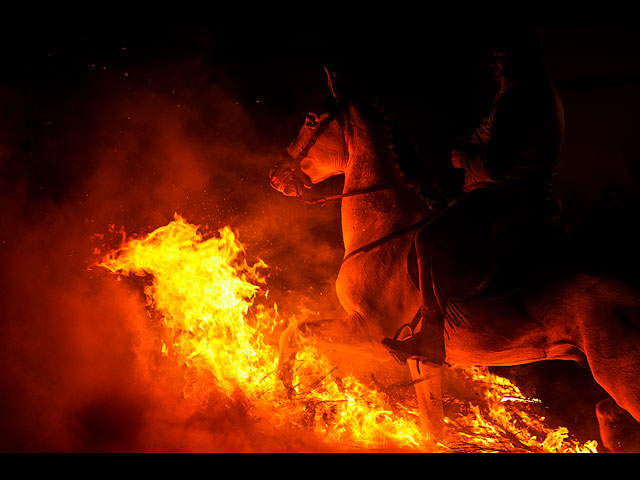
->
left=269, top=70, right=350, bottom=197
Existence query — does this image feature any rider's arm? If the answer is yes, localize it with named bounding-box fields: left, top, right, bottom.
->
left=453, top=90, right=529, bottom=183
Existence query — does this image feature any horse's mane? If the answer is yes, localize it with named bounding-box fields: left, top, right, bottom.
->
left=356, top=94, right=451, bottom=209
left=378, top=105, right=429, bottom=182
left=313, top=90, right=453, bottom=210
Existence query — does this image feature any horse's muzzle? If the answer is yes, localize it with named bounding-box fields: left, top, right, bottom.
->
left=269, top=161, right=310, bottom=197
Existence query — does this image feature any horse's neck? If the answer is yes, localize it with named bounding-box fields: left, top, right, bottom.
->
left=341, top=106, right=428, bottom=255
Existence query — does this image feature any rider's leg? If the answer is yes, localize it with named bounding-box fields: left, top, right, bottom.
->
left=382, top=212, right=452, bottom=366
left=382, top=190, right=490, bottom=365
left=415, top=236, right=447, bottom=365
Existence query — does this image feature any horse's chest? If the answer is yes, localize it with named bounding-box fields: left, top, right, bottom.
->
left=336, top=236, right=418, bottom=327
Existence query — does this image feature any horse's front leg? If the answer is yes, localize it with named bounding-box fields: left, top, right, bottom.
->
left=407, top=361, right=445, bottom=445
left=301, top=312, right=391, bottom=361
left=276, top=312, right=390, bottom=392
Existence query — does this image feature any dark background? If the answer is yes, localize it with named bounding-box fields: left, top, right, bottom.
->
left=2, top=12, right=640, bottom=452
left=5, top=19, right=640, bottom=229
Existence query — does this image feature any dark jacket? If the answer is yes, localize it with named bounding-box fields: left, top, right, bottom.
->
left=455, top=68, right=565, bottom=201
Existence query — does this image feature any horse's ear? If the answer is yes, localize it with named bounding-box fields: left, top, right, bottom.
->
left=324, top=66, right=349, bottom=102
left=325, top=66, right=339, bottom=99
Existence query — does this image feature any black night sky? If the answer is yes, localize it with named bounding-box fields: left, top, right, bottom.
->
left=2, top=11, right=640, bottom=453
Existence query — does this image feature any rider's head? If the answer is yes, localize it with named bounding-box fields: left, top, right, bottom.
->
left=489, top=30, right=545, bottom=81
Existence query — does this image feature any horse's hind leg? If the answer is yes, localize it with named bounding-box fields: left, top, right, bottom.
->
left=580, top=299, right=640, bottom=432
left=596, top=397, right=640, bottom=452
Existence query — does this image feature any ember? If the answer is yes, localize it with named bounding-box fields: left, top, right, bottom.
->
left=98, top=214, right=598, bottom=452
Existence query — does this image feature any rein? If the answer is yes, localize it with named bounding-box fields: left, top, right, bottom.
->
left=302, top=176, right=430, bottom=206
left=342, top=216, right=430, bottom=263
left=301, top=175, right=433, bottom=263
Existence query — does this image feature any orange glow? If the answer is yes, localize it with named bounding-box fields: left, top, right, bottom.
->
left=98, top=214, right=598, bottom=453
left=444, top=366, right=598, bottom=453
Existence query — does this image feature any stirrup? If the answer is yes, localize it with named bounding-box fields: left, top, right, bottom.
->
left=382, top=322, right=415, bottom=365
left=384, top=338, right=412, bottom=365
left=382, top=335, right=445, bottom=367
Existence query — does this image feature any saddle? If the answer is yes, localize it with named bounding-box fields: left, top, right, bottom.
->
left=381, top=210, right=565, bottom=366
left=407, top=214, right=561, bottom=303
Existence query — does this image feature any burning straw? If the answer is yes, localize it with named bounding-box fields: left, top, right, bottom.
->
left=97, top=214, right=598, bottom=453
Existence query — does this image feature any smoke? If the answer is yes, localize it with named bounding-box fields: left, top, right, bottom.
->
left=0, top=30, right=353, bottom=452
left=2, top=22, right=613, bottom=452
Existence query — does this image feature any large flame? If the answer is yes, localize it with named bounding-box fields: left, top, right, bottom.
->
left=98, top=214, right=598, bottom=452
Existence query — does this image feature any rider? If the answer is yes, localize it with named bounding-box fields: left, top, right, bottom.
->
left=384, top=33, right=565, bottom=366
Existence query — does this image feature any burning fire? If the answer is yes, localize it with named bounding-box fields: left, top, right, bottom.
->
left=444, top=366, right=598, bottom=452
left=97, top=214, right=598, bottom=453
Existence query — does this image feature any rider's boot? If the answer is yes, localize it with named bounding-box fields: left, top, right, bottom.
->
left=383, top=309, right=445, bottom=367
left=383, top=254, right=446, bottom=367
left=387, top=252, right=446, bottom=444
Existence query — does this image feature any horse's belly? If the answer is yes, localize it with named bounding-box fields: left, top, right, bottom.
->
left=335, top=236, right=582, bottom=367
left=444, top=294, right=574, bottom=366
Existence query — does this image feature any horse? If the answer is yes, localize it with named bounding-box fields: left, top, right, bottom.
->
left=268, top=73, right=640, bottom=449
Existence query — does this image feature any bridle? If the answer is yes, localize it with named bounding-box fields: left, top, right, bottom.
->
left=273, top=97, right=435, bottom=262
left=271, top=99, right=347, bottom=197
left=275, top=98, right=431, bottom=205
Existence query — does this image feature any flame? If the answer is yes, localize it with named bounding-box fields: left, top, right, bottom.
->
left=97, top=214, right=598, bottom=452
left=443, top=366, right=598, bottom=453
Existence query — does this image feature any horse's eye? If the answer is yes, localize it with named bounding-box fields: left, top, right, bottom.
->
left=305, top=114, right=319, bottom=128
